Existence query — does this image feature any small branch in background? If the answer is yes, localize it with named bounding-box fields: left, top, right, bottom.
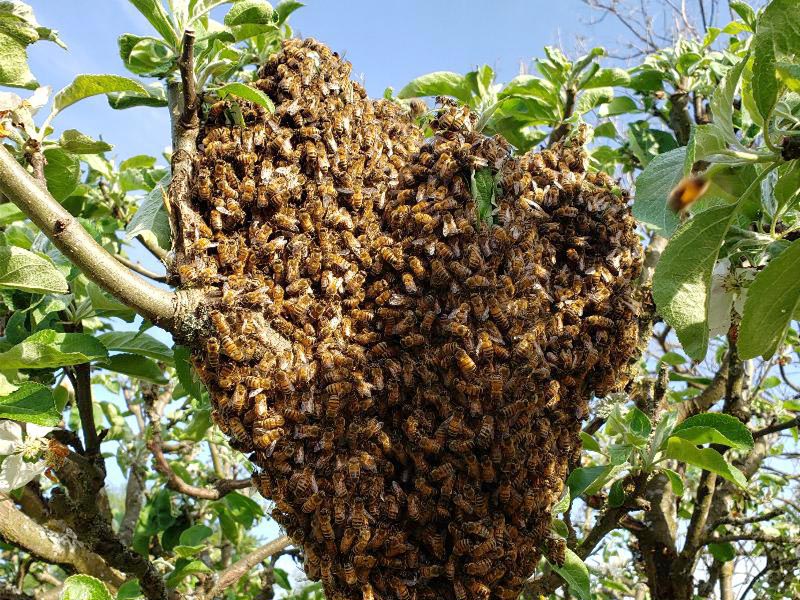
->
left=709, top=508, right=783, bottom=530
left=118, top=460, right=147, bottom=547
left=203, top=536, right=292, bottom=600
left=144, top=388, right=251, bottom=500
left=779, top=362, right=800, bottom=393
left=675, top=360, right=730, bottom=424
left=69, top=363, right=100, bottom=457
left=680, top=470, right=717, bottom=558
left=114, top=254, right=167, bottom=283
left=137, top=234, right=168, bottom=262
left=753, top=415, right=800, bottom=439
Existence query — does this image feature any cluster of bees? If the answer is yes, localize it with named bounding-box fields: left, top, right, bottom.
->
left=180, top=37, right=642, bottom=600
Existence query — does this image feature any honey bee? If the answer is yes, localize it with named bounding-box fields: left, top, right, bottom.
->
left=455, top=348, right=476, bottom=376
left=669, top=174, right=709, bottom=213
left=206, top=337, right=220, bottom=368
left=275, top=370, right=295, bottom=394
left=254, top=427, right=283, bottom=448
left=221, top=335, right=244, bottom=361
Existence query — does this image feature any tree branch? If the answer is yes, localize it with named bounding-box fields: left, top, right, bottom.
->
left=145, top=389, right=251, bottom=500
left=753, top=415, right=800, bottom=439
left=0, top=495, right=125, bottom=589
left=114, top=254, right=167, bottom=283
left=675, top=361, right=730, bottom=424
left=0, top=146, right=178, bottom=330
left=203, top=536, right=292, bottom=600
left=178, top=30, right=199, bottom=130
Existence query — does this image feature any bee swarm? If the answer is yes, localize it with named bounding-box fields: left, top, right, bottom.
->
left=179, top=38, right=642, bottom=600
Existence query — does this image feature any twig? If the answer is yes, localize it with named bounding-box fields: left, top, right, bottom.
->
left=709, top=508, right=783, bottom=530
left=114, top=254, right=167, bottom=283
left=779, top=362, right=800, bottom=393
left=137, top=234, right=168, bottom=261
left=203, top=536, right=292, bottom=600
left=0, top=495, right=125, bottom=589
left=753, top=415, right=800, bottom=439
left=144, top=389, right=251, bottom=500
left=0, top=146, right=178, bottom=329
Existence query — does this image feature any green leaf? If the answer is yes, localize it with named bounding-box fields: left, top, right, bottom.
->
left=0, top=329, right=108, bottom=369
left=664, top=437, right=748, bottom=488
left=653, top=204, right=738, bottom=359
left=580, top=431, right=602, bottom=453
left=53, top=74, right=147, bottom=113
left=599, top=96, right=638, bottom=117
left=739, top=238, right=800, bottom=359
left=216, top=82, right=275, bottom=112
left=86, top=282, right=136, bottom=322
left=585, top=67, right=630, bottom=89
left=127, top=0, right=179, bottom=47
left=223, top=491, right=263, bottom=527
left=550, top=548, right=590, bottom=600
left=672, top=413, right=754, bottom=450
left=96, top=331, right=173, bottom=363
left=729, top=0, right=756, bottom=27
left=58, top=130, right=112, bottom=154
left=174, top=345, right=206, bottom=402
left=710, top=57, right=747, bottom=149
left=608, top=479, right=624, bottom=507
left=470, top=168, right=495, bottom=226
left=633, top=146, right=685, bottom=235
left=567, top=465, right=612, bottom=498
left=166, top=559, right=212, bottom=587
left=115, top=580, right=142, bottom=600
left=275, top=0, right=303, bottom=24
left=398, top=71, right=472, bottom=104
left=708, top=541, right=736, bottom=562
left=0, top=203, right=23, bottom=226
left=224, top=0, right=273, bottom=27
left=61, top=575, right=113, bottom=600
left=752, top=33, right=779, bottom=123
left=575, top=86, right=613, bottom=114
left=118, top=33, right=175, bottom=76
left=0, top=382, right=59, bottom=426
left=125, top=174, right=171, bottom=250
left=178, top=524, right=213, bottom=546
left=120, top=155, right=157, bottom=171
left=0, top=31, right=36, bottom=89
left=274, top=568, right=291, bottom=591
left=0, top=246, right=68, bottom=294
left=107, top=82, right=168, bottom=110
left=105, top=353, right=167, bottom=384
left=628, top=407, right=652, bottom=437
left=660, top=351, right=687, bottom=366
left=552, top=488, right=571, bottom=515
left=593, top=121, right=618, bottom=139
left=43, top=148, right=80, bottom=202
left=661, top=468, right=684, bottom=496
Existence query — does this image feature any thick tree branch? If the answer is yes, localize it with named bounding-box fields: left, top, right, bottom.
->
left=0, top=496, right=125, bottom=589
left=51, top=452, right=166, bottom=600
left=203, top=536, right=292, bottom=600
left=0, top=146, right=178, bottom=329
